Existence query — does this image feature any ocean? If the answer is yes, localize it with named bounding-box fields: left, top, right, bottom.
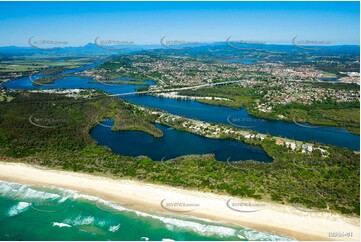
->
left=0, top=180, right=292, bottom=241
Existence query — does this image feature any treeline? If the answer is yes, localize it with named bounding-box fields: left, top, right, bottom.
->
left=0, top=92, right=161, bottom=156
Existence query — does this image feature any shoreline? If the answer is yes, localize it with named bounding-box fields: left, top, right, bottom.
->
left=0, top=161, right=359, bottom=241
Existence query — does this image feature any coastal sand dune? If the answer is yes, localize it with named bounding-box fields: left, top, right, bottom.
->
left=0, top=162, right=359, bottom=241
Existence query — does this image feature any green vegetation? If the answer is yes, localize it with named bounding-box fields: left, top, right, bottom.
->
left=179, top=85, right=258, bottom=108
left=135, top=85, right=150, bottom=92
left=259, top=101, right=360, bottom=134
left=0, top=94, right=13, bottom=102
left=31, top=74, right=84, bottom=85
left=0, top=57, right=94, bottom=85
left=179, top=85, right=360, bottom=134
left=96, top=56, right=154, bottom=80
left=0, top=92, right=359, bottom=216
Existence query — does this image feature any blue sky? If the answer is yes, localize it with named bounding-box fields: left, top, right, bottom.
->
left=0, top=1, right=359, bottom=46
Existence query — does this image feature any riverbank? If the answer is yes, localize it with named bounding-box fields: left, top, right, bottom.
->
left=0, top=162, right=359, bottom=241
left=193, top=94, right=360, bottom=136
left=153, top=91, right=231, bottom=101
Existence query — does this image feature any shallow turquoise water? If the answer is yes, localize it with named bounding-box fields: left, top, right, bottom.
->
left=0, top=180, right=293, bottom=241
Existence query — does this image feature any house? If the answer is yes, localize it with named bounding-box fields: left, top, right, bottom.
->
left=275, top=139, right=284, bottom=145
left=285, top=141, right=296, bottom=151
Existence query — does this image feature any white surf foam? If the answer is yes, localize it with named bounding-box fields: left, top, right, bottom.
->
left=162, top=217, right=237, bottom=237
left=242, top=229, right=294, bottom=241
left=52, top=222, right=72, bottom=228
left=75, top=192, right=291, bottom=239
left=0, top=180, right=60, bottom=201
left=8, top=202, right=30, bottom=217
left=0, top=180, right=293, bottom=240
left=109, top=224, right=120, bottom=232
left=64, top=215, right=95, bottom=226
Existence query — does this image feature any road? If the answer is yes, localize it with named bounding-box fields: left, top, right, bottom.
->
left=109, top=80, right=245, bottom=97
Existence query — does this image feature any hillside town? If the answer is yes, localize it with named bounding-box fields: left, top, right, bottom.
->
left=80, top=55, right=360, bottom=112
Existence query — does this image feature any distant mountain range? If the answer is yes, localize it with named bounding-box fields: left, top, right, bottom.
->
left=0, top=42, right=359, bottom=57
left=0, top=43, right=165, bottom=56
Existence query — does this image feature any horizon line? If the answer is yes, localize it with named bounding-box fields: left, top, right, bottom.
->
left=0, top=42, right=360, bottom=48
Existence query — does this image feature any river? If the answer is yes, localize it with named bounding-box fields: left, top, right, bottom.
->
left=3, top=62, right=359, bottom=151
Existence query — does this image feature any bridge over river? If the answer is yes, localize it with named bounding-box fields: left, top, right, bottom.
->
left=108, top=80, right=245, bottom=97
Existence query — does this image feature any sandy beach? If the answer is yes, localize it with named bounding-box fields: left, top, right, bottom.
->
left=0, top=161, right=359, bottom=241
